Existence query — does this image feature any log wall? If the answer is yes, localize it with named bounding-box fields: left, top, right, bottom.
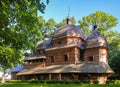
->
left=99, top=48, right=108, bottom=63
left=84, top=47, right=108, bottom=63
left=84, top=48, right=99, bottom=62
left=46, top=47, right=77, bottom=66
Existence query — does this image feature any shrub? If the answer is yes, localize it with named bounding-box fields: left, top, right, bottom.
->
left=8, top=80, right=25, bottom=83
left=46, top=80, right=58, bottom=84
left=111, top=80, right=115, bottom=84
left=39, top=80, right=46, bottom=84
left=106, top=80, right=111, bottom=84
left=58, top=80, right=65, bottom=84
left=27, top=79, right=39, bottom=83
left=93, top=80, right=99, bottom=84
left=74, top=80, right=81, bottom=84
left=83, top=79, right=90, bottom=84
left=64, top=80, right=72, bottom=84
left=114, top=80, right=120, bottom=84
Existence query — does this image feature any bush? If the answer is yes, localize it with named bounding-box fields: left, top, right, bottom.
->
left=74, top=80, right=81, bottom=84
left=39, top=80, right=47, bottom=84
left=56, top=80, right=64, bottom=84
left=27, top=79, right=39, bottom=83
left=83, top=79, right=90, bottom=84
left=93, top=80, right=99, bottom=84
left=106, top=80, right=111, bottom=84
left=64, top=80, right=72, bottom=84
left=46, top=80, right=58, bottom=84
left=8, top=80, right=25, bottom=83
left=114, top=80, right=120, bottom=84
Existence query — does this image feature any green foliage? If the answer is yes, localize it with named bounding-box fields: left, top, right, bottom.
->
left=41, top=18, right=57, bottom=38
left=2, top=83, right=120, bottom=87
left=0, top=0, right=49, bottom=70
left=78, top=10, right=118, bottom=37
left=107, top=31, right=120, bottom=77
left=114, top=80, right=120, bottom=84
left=7, top=80, right=26, bottom=83
left=0, top=46, right=24, bottom=69
left=93, top=80, right=99, bottom=84
left=74, top=80, right=81, bottom=84
left=106, top=80, right=115, bottom=84
left=83, top=79, right=90, bottom=84
left=64, top=80, right=72, bottom=84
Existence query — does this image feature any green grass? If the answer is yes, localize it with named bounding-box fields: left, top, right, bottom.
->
left=0, top=83, right=120, bottom=87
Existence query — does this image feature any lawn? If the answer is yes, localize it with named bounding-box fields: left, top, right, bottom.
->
left=0, top=83, right=120, bottom=87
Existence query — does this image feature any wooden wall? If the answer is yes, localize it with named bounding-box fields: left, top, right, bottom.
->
left=99, top=48, right=108, bottom=63
left=52, top=37, right=67, bottom=47
left=46, top=47, right=76, bottom=66
left=24, top=62, right=45, bottom=69
left=52, top=37, right=84, bottom=47
left=84, top=47, right=108, bottom=63
left=84, top=48, right=99, bottom=62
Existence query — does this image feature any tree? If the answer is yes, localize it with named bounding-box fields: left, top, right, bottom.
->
left=107, top=31, right=120, bottom=79
left=0, top=0, right=49, bottom=83
left=78, top=10, right=118, bottom=37
left=42, top=18, right=57, bottom=37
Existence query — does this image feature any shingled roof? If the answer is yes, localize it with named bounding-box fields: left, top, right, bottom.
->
left=24, top=54, right=46, bottom=61
left=17, top=62, right=114, bottom=75
left=36, top=38, right=51, bottom=49
left=53, top=25, right=85, bottom=40
left=85, top=29, right=108, bottom=49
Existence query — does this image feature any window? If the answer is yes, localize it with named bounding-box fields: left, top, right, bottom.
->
left=89, top=56, right=93, bottom=61
left=58, top=41, right=61, bottom=44
left=50, top=56, right=55, bottom=62
left=80, top=49, right=84, bottom=61
left=64, top=54, right=68, bottom=61
left=38, top=59, right=44, bottom=62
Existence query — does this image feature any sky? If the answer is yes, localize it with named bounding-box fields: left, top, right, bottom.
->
left=39, top=0, right=120, bottom=32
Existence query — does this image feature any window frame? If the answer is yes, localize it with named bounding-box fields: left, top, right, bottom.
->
left=64, top=54, right=68, bottom=61
left=50, top=56, right=55, bottom=62
left=88, top=56, right=93, bottom=61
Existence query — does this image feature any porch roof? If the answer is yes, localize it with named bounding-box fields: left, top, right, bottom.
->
left=17, top=62, right=114, bottom=75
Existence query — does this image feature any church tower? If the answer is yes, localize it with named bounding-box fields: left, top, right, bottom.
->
left=84, top=25, right=108, bottom=63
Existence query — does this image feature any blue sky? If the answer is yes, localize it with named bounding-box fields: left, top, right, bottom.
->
left=39, top=0, right=120, bottom=32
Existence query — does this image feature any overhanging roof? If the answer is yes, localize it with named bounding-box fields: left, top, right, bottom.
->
left=25, top=54, right=46, bottom=61
left=17, top=62, right=114, bottom=75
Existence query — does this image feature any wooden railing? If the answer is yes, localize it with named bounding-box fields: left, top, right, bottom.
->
left=24, top=62, right=45, bottom=69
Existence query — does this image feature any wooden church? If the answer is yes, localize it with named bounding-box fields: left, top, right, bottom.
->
left=16, top=17, right=114, bottom=84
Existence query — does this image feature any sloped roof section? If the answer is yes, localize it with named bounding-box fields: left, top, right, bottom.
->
left=53, top=25, right=85, bottom=40
left=36, top=38, right=51, bottom=49
left=11, top=65, right=23, bottom=73
left=24, top=54, right=46, bottom=60
left=85, top=30, right=108, bottom=49
left=17, top=62, right=114, bottom=75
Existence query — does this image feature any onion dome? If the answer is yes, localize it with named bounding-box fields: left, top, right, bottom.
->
left=53, top=17, right=85, bottom=40
left=85, top=25, right=108, bottom=49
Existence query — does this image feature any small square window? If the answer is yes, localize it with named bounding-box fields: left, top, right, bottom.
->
left=58, top=41, right=61, bottom=44
left=64, top=54, right=68, bottom=61
left=50, top=56, right=55, bottom=62
left=89, top=56, right=93, bottom=61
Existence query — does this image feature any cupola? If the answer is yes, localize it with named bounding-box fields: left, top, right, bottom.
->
left=85, top=25, right=108, bottom=49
